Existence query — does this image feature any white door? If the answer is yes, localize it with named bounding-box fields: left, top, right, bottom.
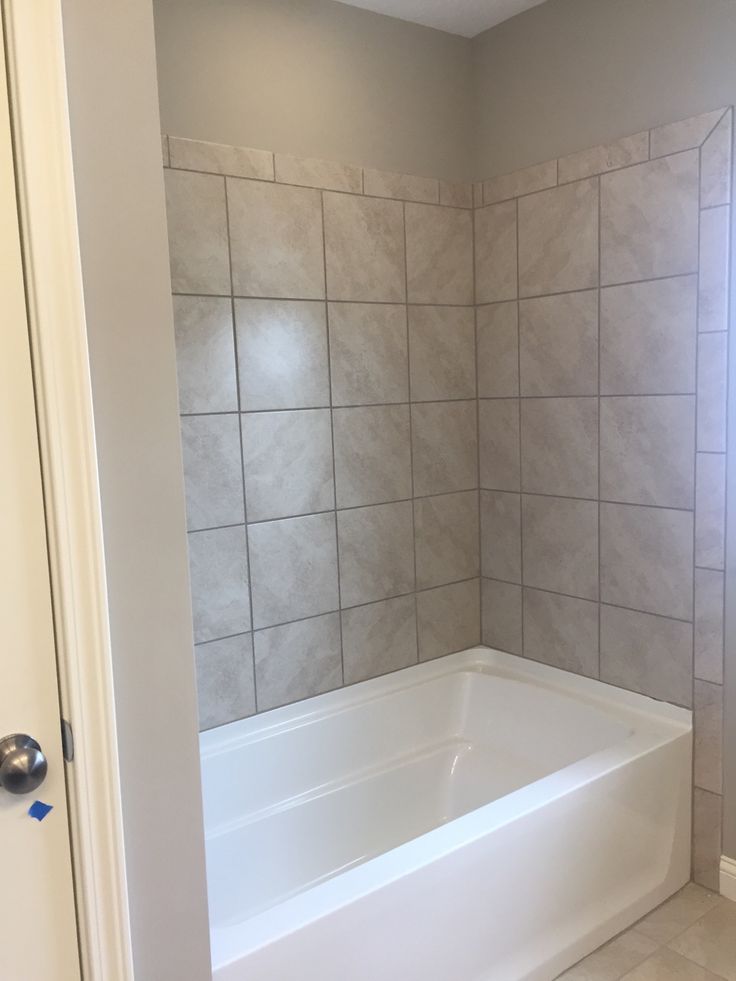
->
left=0, top=15, right=81, bottom=981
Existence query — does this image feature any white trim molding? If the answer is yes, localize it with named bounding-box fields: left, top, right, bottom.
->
left=721, top=855, right=736, bottom=902
left=2, top=1, right=133, bottom=978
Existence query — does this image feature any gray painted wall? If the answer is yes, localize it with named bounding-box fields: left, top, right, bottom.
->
left=153, top=0, right=473, bottom=181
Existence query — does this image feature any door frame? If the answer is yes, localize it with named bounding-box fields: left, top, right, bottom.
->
left=2, top=1, right=133, bottom=977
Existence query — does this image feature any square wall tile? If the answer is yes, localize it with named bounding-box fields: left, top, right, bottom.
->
left=165, top=169, right=229, bottom=294
left=695, top=569, right=724, bottom=684
left=600, top=396, right=695, bottom=509
left=408, top=306, right=475, bottom=401
left=477, top=302, right=519, bottom=398
left=414, top=491, right=479, bottom=590
left=228, top=178, right=325, bottom=298
left=475, top=201, right=517, bottom=304
left=324, top=192, right=405, bottom=302
left=342, top=595, right=417, bottom=684
left=519, top=291, right=598, bottom=397
left=600, top=605, right=693, bottom=706
left=521, top=397, right=598, bottom=499
left=248, top=512, right=339, bottom=628
left=697, top=332, right=727, bottom=452
left=522, top=495, right=598, bottom=600
left=242, top=409, right=334, bottom=521
left=180, top=414, right=244, bottom=530
left=235, top=299, right=329, bottom=410
left=480, top=490, right=521, bottom=583
left=690, top=788, right=722, bottom=890
left=188, top=526, right=250, bottom=643
left=411, top=401, right=478, bottom=496
left=333, top=405, right=411, bottom=508
left=695, top=453, right=726, bottom=570
left=482, top=578, right=522, bottom=654
left=173, top=296, right=237, bottom=414
left=518, top=178, right=598, bottom=297
left=405, top=203, right=473, bottom=304
left=195, top=634, right=255, bottom=730
left=700, top=110, right=732, bottom=208
left=328, top=303, right=408, bottom=406
left=523, top=588, right=598, bottom=678
left=600, top=277, right=697, bottom=395
left=600, top=503, right=693, bottom=619
left=337, top=501, right=415, bottom=607
left=417, top=579, right=480, bottom=661
left=254, top=613, right=342, bottom=711
left=601, top=152, right=699, bottom=284
left=479, top=399, right=520, bottom=491
left=699, top=206, right=730, bottom=334
left=694, top=680, right=723, bottom=794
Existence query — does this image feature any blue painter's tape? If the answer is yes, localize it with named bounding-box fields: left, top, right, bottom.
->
left=28, top=800, right=53, bottom=821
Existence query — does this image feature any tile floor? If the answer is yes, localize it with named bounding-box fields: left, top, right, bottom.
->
left=556, top=884, right=736, bottom=979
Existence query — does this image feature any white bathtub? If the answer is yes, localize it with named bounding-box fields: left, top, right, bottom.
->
left=200, top=647, right=692, bottom=981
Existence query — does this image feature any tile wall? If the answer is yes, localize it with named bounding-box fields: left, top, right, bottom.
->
left=476, top=107, right=732, bottom=890
left=162, top=137, right=479, bottom=729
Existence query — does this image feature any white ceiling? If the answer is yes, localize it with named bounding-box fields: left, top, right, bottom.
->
left=336, top=0, right=549, bottom=38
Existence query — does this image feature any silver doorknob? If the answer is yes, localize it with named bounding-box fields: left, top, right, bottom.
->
left=0, top=734, right=48, bottom=795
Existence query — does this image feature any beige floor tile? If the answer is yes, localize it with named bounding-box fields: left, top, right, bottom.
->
left=556, top=928, right=659, bottom=980
left=621, top=947, right=728, bottom=980
left=634, top=883, right=722, bottom=944
left=669, top=900, right=736, bottom=980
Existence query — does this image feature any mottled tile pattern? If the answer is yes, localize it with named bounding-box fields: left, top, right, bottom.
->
left=694, top=680, right=723, bottom=794
left=700, top=110, right=732, bottom=208
left=169, top=137, right=273, bottom=180
left=695, top=453, right=726, bottom=570
left=411, top=401, right=478, bottom=496
left=558, top=131, right=649, bottom=183
left=479, top=399, right=520, bottom=492
left=414, top=491, right=479, bottom=590
left=405, top=203, right=473, bottom=304
left=337, top=501, right=415, bottom=607
left=341, top=596, right=417, bottom=684
left=694, top=569, right=724, bottom=685
left=696, top=333, right=728, bottom=452
left=481, top=578, right=522, bottom=654
left=332, top=404, right=411, bottom=508
left=521, top=397, right=598, bottom=498
left=650, top=108, right=727, bottom=157
left=480, top=490, right=521, bottom=583
left=364, top=168, right=438, bottom=203
left=188, top=526, right=250, bottom=643
left=523, top=588, right=599, bottom=677
left=416, top=579, right=480, bottom=661
left=328, top=302, right=408, bottom=406
left=253, top=613, right=342, bottom=711
left=180, top=414, right=244, bottom=530
left=195, top=635, right=255, bottom=730
left=165, top=169, right=230, bottom=294
left=699, top=206, right=730, bottom=334
left=482, top=159, right=557, bottom=204
left=408, top=306, right=475, bottom=400
left=173, top=295, right=237, bottom=413
left=520, top=291, right=598, bottom=396
left=477, top=302, right=519, bottom=397
left=475, top=200, right=517, bottom=304
left=522, top=495, right=599, bottom=600
left=274, top=153, right=361, bottom=193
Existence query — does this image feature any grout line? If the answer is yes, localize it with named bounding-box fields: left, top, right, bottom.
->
left=515, top=195, right=525, bottom=657
left=478, top=488, right=695, bottom=515
left=403, top=201, right=421, bottom=664
left=472, top=200, right=483, bottom=644
left=597, top=173, right=603, bottom=679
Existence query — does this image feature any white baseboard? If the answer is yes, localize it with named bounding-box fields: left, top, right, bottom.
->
left=721, top=855, right=736, bottom=901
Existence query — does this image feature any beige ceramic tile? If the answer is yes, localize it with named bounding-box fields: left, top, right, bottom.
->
left=700, top=109, right=732, bottom=208
left=364, top=167, right=439, bottom=203
left=600, top=503, right=693, bottom=620
left=169, top=136, right=274, bottom=180
left=161, top=134, right=169, bottom=167
left=621, top=948, right=727, bottom=980
left=523, top=588, right=599, bottom=677
left=324, top=192, right=405, bottom=302
left=600, top=152, right=699, bottom=285
left=235, top=299, right=329, bottom=410
left=482, top=159, right=557, bottom=204
left=480, top=490, right=522, bottom=583
left=699, top=206, right=730, bottom=334
left=558, top=131, right=649, bottom=183
left=417, top=579, right=480, bottom=661
left=477, top=302, right=519, bottom=397
left=694, top=679, right=723, bottom=794
left=697, top=332, right=728, bottom=451
left=173, top=296, right=237, bottom=413
left=690, top=789, right=724, bottom=891
left=439, top=180, right=473, bottom=208
left=634, top=882, right=722, bottom=945
left=481, top=578, right=522, bottom=654
left=254, top=613, right=341, bottom=711
left=164, top=169, right=230, bottom=294
left=408, top=305, right=476, bottom=400
left=405, top=203, right=473, bottom=304
left=248, top=512, right=339, bottom=629
left=599, top=396, right=695, bottom=509
left=414, top=491, right=479, bottom=590
left=473, top=182, right=483, bottom=208
left=518, top=178, right=599, bottom=296
left=411, top=400, right=478, bottom=496
left=475, top=200, right=518, bottom=304
left=341, top=595, right=417, bottom=684
left=669, top=895, right=736, bottom=977
left=337, top=501, right=415, bottom=607
left=180, top=414, right=244, bottom=531
left=479, top=398, right=520, bottom=492
left=242, top=409, right=334, bottom=521
left=522, top=495, right=599, bottom=600
left=600, top=605, right=693, bottom=706
left=694, top=568, right=725, bottom=684
left=557, top=927, right=659, bottom=980
left=188, top=526, right=250, bottom=643
left=195, top=635, right=255, bottom=730
left=274, top=153, right=361, bottom=192
left=600, top=277, right=697, bottom=395
left=521, top=397, right=598, bottom=498
left=519, top=291, right=598, bottom=396
left=695, top=453, right=726, bottom=570
left=328, top=302, right=408, bottom=406
left=650, top=108, right=727, bottom=158
left=228, top=178, right=325, bottom=298
left=332, top=404, right=412, bottom=508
